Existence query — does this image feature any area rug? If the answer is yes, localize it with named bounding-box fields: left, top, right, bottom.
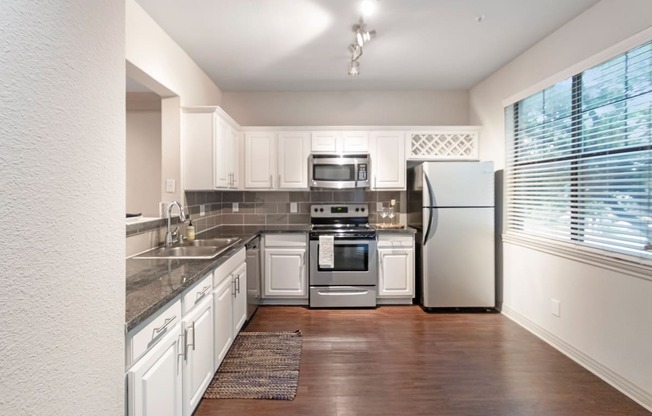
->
left=203, top=330, right=303, bottom=400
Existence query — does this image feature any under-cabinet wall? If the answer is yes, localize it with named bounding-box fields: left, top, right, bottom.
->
left=183, top=190, right=406, bottom=234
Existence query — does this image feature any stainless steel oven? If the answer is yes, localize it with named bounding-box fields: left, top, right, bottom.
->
left=309, top=154, right=370, bottom=189
left=309, top=204, right=377, bottom=308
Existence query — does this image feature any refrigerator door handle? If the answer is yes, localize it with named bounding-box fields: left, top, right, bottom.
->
left=423, top=207, right=438, bottom=246
left=423, top=172, right=437, bottom=246
left=424, top=171, right=434, bottom=208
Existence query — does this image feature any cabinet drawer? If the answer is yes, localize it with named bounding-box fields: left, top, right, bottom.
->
left=183, top=272, right=213, bottom=314
left=214, top=247, right=246, bottom=286
left=377, top=235, right=414, bottom=248
left=264, top=233, right=306, bottom=247
left=128, top=299, right=182, bottom=366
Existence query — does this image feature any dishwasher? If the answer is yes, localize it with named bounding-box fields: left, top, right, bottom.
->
left=245, top=236, right=261, bottom=320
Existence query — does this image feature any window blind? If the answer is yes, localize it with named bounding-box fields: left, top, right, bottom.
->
left=505, top=41, right=652, bottom=262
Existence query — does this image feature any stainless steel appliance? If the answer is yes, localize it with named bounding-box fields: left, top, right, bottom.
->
left=309, top=204, right=377, bottom=307
left=309, top=154, right=370, bottom=189
left=245, top=236, right=260, bottom=320
left=407, top=161, right=495, bottom=309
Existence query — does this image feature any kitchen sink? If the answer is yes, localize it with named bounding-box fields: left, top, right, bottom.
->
left=132, top=237, right=241, bottom=260
left=183, top=237, right=241, bottom=248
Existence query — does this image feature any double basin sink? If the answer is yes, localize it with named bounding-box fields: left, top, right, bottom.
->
left=133, top=237, right=241, bottom=260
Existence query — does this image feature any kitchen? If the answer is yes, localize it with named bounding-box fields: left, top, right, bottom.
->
left=2, top=1, right=652, bottom=415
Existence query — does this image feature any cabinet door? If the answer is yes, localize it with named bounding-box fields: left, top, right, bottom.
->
left=182, top=296, right=214, bottom=416
left=228, top=127, right=240, bottom=189
left=244, top=132, right=276, bottom=189
left=263, top=248, right=306, bottom=297
left=370, top=131, right=406, bottom=190
left=213, top=276, right=233, bottom=371
left=213, top=116, right=230, bottom=189
left=127, top=325, right=182, bottom=416
left=378, top=248, right=414, bottom=298
left=311, top=131, right=339, bottom=153
left=278, top=132, right=309, bottom=189
left=232, top=263, right=248, bottom=334
left=342, top=131, right=368, bottom=153
left=182, top=112, right=214, bottom=190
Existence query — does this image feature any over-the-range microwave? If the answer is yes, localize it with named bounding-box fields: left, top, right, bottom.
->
left=309, top=154, right=370, bottom=189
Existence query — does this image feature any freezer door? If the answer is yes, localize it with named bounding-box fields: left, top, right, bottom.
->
left=421, top=207, right=495, bottom=308
left=422, top=161, right=494, bottom=207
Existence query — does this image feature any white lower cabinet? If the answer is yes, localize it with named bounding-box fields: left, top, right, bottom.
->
left=212, top=247, right=247, bottom=371
left=127, top=324, right=183, bottom=416
left=127, top=248, right=248, bottom=416
left=262, top=234, right=307, bottom=299
left=212, top=274, right=234, bottom=371
left=182, top=295, right=214, bottom=416
left=377, top=234, right=415, bottom=302
left=232, top=263, right=248, bottom=334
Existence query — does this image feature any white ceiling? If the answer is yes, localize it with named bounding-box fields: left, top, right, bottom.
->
left=135, top=0, right=600, bottom=92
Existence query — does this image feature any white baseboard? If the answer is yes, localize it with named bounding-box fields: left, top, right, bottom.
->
left=258, top=298, right=309, bottom=306
left=502, top=305, right=652, bottom=413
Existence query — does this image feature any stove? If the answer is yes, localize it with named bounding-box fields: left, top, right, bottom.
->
left=308, top=204, right=378, bottom=308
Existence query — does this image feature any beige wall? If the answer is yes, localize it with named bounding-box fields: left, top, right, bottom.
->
left=470, top=0, right=652, bottom=169
left=469, top=0, right=652, bottom=409
left=126, top=109, right=161, bottom=217
left=222, top=90, right=469, bottom=126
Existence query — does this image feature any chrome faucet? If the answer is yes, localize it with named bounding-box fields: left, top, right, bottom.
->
left=165, top=201, right=187, bottom=247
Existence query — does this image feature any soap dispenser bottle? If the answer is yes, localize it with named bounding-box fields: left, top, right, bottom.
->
left=186, top=220, right=195, bottom=241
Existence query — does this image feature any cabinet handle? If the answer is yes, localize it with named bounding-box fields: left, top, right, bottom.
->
left=278, top=174, right=281, bottom=188
left=191, top=321, right=196, bottom=352
left=232, top=279, right=237, bottom=297
left=269, top=174, right=273, bottom=188
left=177, top=333, right=184, bottom=372
left=152, top=315, right=176, bottom=339
left=236, top=276, right=240, bottom=293
left=196, top=285, right=211, bottom=300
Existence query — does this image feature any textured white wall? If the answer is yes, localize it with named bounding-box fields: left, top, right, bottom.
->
left=0, top=1, right=125, bottom=415
left=222, top=90, right=469, bottom=126
left=125, top=0, right=222, bottom=106
left=127, top=110, right=162, bottom=217
left=469, top=0, right=652, bottom=409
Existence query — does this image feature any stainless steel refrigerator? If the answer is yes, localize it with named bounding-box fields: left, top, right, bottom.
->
left=407, top=161, right=495, bottom=309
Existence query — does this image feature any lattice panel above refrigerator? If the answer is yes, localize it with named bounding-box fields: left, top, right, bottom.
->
left=408, top=131, right=479, bottom=160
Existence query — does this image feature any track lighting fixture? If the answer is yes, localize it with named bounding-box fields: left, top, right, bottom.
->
left=347, top=14, right=377, bottom=76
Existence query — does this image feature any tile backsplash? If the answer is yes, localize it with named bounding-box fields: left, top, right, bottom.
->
left=184, top=190, right=406, bottom=233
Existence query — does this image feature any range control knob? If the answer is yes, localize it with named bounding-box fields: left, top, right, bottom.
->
left=361, top=207, right=366, bottom=212
left=319, top=208, right=324, bottom=212
left=314, top=208, right=318, bottom=212
left=355, top=208, right=360, bottom=212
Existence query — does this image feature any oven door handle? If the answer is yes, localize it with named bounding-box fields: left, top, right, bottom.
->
left=316, top=289, right=370, bottom=296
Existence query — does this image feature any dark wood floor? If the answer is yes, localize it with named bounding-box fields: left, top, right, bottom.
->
left=195, top=306, right=650, bottom=416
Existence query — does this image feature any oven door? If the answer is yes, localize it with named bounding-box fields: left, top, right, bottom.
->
left=309, top=238, right=377, bottom=286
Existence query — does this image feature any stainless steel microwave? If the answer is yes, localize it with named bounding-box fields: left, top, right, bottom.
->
left=309, top=154, right=370, bottom=189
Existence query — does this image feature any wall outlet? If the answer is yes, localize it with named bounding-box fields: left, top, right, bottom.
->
left=551, top=298, right=561, bottom=317
left=199, top=204, right=206, bottom=217
left=165, top=179, right=175, bottom=193
left=232, top=202, right=239, bottom=213
left=376, top=202, right=383, bottom=211
left=290, top=202, right=297, bottom=213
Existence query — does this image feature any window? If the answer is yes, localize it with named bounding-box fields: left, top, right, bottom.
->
left=505, top=41, right=652, bottom=263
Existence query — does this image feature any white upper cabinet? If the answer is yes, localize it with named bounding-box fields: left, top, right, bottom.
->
left=244, top=132, right=276, bottom=189
left=277, top=132, right=310, bottom=189
left=370, top=131, right=406, bottom=190
left=182, top=107, right=240, bottom=191
left=311, top=131, right=369, bottom=154
left=341, top=131, right=369, bottom=153
left=182, top=111, right=214, bottom=190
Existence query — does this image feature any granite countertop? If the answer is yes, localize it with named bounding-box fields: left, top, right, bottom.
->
left=371, top=224, right=418, bottom=234
left=125, top=226, right=310, bottom=332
